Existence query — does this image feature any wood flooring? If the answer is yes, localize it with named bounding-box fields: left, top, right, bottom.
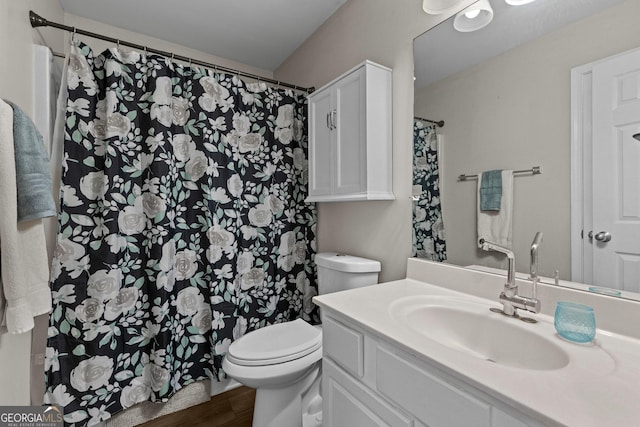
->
left=140, top=386, right=256, bottom=427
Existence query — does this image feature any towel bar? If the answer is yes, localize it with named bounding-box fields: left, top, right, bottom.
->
left=458, top=166, right=542, bottom=181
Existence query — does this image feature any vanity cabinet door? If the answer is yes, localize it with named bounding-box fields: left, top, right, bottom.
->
left=323, top=358, right=412, bottom=427
left=376, top=347, right=491, bottom=427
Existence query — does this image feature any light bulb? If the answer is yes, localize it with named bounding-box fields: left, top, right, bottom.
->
left=464, top=9, right=481, bottom=19
left=454, top=0, right=493, bottom=32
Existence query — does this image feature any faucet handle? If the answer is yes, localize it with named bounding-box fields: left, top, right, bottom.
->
left=499, top=292, right=541, bottom=315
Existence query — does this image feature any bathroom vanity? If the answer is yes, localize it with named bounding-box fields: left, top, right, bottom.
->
left=313, top=258, right=640, bottom=427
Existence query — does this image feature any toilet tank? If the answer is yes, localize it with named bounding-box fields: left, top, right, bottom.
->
left=315, top=252, right=381, bottom=295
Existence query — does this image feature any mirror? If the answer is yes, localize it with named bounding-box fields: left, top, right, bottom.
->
left=413, top=0, right=640, bottom=300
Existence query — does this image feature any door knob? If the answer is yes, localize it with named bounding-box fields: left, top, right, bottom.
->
left=589, top=231, right=612, bottom=242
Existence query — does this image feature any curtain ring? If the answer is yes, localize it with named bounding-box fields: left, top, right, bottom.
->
left=116, top=39, right=120, bottom=49
left=171, top=53, right=175, bottom=61
left=71, top=27, right=77, bottom=41
left=144, top=46, right=148, bottom=56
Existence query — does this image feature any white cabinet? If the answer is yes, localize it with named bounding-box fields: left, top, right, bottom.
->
left=321, top=313, right=545, bottom=427
left=376, top=347, right=491, bottom=427
left=307, top=61, right=393, bottom=202
left=324, top=359, right=412, bottom=427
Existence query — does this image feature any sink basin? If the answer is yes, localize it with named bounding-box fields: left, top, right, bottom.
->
left=390, top=295, right=570, bottom=371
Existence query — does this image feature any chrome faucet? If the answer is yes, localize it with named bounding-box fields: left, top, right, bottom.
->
left=479, top=238, right=540, bottom=317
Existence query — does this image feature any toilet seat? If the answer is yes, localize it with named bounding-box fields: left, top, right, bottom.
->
left=226, top=319, right=322, bottom=366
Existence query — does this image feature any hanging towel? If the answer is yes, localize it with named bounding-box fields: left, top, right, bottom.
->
left=477, top=170, right=514, bottom=248
left=4, top=100, right=56, bottom=222
left=479, top=169, right=502, bottom=211
left=0, top=99, right=52, bottom=334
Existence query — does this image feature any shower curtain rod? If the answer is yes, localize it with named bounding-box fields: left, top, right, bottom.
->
left=29, top=11, right=315, bottom=94
left=415, top=116, right=444, bottom=128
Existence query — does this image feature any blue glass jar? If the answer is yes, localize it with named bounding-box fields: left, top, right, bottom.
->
left=554, top=301, right=596, bottom=343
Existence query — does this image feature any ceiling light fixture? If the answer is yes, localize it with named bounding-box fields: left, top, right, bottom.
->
left=422, top=0, right=466, bottom=15
left=454, top=0, right=494, bottom=32
left=505, top=0, right=537, bottom=5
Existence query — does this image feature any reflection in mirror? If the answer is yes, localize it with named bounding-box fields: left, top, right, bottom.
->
left=412, top=118, right=446, bottom=261
left=413, top=0, right=640, bottom=299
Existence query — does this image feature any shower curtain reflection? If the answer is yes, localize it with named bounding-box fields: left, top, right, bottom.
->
left=44, top=40, right=317, bottom=426
left=412, top=119, right=446, bottom=261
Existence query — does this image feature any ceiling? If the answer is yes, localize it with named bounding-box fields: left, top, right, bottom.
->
left=414, top=0, right=627, bottom=89
left=59, top=0, right=348, bottom=72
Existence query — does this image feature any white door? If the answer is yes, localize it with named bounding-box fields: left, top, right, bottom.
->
left=591, top=48, right=640, bottom=292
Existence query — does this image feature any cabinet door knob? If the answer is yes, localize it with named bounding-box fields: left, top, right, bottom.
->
left=331, top=110, right=337, bottom=130
left=326, top=112, right=331, bottom=129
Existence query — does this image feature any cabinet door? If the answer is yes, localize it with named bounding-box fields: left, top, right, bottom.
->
left=376, top=347, right=491, bottom=427
left=308, top=88, right=333, bottom=197
left=334, top=68, right=366, bottom=195
left=323, top=358, right=412, bottom=427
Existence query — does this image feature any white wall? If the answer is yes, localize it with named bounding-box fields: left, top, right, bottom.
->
left=275, top=0, right=477, bottom=282
left=415, top=0, right=640, bottom=277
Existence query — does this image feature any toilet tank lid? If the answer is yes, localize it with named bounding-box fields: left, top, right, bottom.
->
left=315, top=252, right=381, bottom=273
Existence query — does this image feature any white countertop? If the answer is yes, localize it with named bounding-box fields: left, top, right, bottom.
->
left=313, top=260, right=640, bottom=427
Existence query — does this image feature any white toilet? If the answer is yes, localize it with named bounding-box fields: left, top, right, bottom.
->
left=222, top=252, right=381, bottom=427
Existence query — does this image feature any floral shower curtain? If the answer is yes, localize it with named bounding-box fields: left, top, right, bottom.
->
left=412, top=119, right=446, bottom=261
left=44, top=40, right=317, bottom=426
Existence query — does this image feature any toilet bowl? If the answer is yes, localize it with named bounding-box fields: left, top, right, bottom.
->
left=222, top=252, right=381, bottom=427
left=222, top=319, right=323, bottom=427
